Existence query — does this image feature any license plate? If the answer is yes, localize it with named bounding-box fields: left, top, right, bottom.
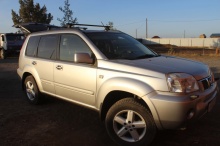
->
left=208, top=97, right=216, bottom=112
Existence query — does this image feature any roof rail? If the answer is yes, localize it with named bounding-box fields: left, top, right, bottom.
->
left=66, top=23, right=110, bottom=31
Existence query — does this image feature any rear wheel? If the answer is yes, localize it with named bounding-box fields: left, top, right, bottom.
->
left=24, top=76, right=42, bottom=104
left=0, top=49, right=6, bottom=59
left=105, top=98, right=157, bottom=146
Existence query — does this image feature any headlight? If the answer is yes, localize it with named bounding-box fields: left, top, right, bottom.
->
left=167, top=73, right=199, bottom=93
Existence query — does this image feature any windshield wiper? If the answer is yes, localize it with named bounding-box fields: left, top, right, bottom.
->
left=134, top=54, right=158, bottom=59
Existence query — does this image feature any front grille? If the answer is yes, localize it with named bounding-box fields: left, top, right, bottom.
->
left=200, top=76, right=213, bottom=91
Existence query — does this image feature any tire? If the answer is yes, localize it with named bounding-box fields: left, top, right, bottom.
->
left=105, top=98, right=157, bottom=146
left=0, top=49, right=6, bottom=59
left=24, top=76, right=42, bottom=104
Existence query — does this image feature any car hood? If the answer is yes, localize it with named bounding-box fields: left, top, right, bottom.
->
left=100, top=56, right=210, bottom=80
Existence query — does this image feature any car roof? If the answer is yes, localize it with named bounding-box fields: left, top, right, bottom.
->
left=14, top=23, right=118, bottom=34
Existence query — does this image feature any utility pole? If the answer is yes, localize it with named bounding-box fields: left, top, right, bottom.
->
left=146, top=18, right=148, bottom=38
left=184, top=30, right=185, bottom=38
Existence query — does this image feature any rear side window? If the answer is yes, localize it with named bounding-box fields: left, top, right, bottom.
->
left=26, top=36, right=40, bottom=57
left=37, top=35, right=58, bottom=59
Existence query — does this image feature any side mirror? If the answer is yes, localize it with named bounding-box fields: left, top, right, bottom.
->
left=74, top=53, right=94, bottom=64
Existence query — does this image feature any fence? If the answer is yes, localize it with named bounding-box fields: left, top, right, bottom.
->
left=142, top=38, right=220, bottom=48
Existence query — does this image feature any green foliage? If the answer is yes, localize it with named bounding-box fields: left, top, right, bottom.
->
left=11, top=0, right=53, bottom=25
left=57, top=0, right=77, bottom=27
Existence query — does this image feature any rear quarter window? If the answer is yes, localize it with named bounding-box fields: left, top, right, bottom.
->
left=26, top=36, right=40, bottom=57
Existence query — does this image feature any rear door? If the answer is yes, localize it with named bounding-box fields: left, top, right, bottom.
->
left=26, top=34, right=58, bottom=94
left=54, top=34, right=97, bottom=106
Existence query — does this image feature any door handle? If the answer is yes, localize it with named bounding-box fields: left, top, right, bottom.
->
left=56, top=65, right=63, bottom=70
left=32, top=61, right=37, bottom=65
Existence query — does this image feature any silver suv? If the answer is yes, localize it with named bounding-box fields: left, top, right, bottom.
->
left=17, top=24, right=218, bottom=146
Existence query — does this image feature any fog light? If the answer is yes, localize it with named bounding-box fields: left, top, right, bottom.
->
left=187, top=110, right=195, bottom=119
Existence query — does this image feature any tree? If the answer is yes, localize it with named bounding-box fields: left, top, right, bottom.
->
left=11, top=0, right=53, bottom=25
left=57, top=0, right=77, bottom=27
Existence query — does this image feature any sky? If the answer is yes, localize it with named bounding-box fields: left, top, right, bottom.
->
left=0, top=0, right=220, bottom=38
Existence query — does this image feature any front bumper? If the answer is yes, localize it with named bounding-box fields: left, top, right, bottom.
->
left=145, top=81, right=218, bottom=130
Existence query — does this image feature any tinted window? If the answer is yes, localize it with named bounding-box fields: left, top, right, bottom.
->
left=26, top=36, right=40, bottom=57
left=59, top=34, right=92, bottom=62
left=37, top=35, right=58, bottom=59
left=6, top=34, right=25, bottom=41
left=85, top=32, right=157, bottom=60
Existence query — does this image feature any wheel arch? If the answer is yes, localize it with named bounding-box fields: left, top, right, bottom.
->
left=22, top=72, right=33, bottom=90
left=97, top=77, right=162, bottom=128
left=99, top=91, right=152, bottom=122
left=21, top=68, right=43, bottom=92
left=96, top=77, right=154, bottom=108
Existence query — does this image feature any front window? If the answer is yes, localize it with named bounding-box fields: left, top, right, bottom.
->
left=59, top=34, right=93, bottom=62
left=85, top=32, right=158, bottom=60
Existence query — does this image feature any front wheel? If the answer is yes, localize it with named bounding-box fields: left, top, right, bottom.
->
left=105, top=98, right=157, bottom=146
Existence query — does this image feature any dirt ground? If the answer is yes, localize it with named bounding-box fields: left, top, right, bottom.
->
left=0, top=55, right=219, bottom=146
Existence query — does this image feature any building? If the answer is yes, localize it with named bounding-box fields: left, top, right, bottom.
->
left=210, top=33, right=220, bottom=38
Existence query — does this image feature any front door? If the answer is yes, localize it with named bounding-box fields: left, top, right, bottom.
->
left=54, top=34, right=97, bottom=106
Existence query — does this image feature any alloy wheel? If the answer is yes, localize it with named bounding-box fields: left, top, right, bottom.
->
left=26, top=81, right=36, bottom=101
left=113, top=110, right=146, bottom=142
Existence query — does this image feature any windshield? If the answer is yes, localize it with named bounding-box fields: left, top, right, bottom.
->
left=85, top=32, right=158, bottom=60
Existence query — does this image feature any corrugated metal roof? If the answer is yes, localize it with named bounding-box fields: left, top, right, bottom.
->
left=210, top=33, right=220, bottom=38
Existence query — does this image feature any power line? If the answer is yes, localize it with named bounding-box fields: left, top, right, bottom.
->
left=115, top=20, right=145, bottom=27
left=115, top=18, right=220, bottom=27
left=149, top=18, right=220, bottom=22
